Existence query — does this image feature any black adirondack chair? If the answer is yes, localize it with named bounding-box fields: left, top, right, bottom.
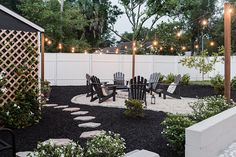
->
left=90, top=76, right=116, bottom=103
left=147, top=72, right=161, bottom=93
left=114, top=72, right=127, bottom=89
left=155, top=74, right=181, bottom=99
left=86, top=74, right=92, bottom=97
left=0, top=128, right=16, bottom=157
left=128, top=76, right=147, bottom=106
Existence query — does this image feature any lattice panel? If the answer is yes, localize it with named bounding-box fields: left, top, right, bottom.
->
left=0, top=29, right=39, bottom=105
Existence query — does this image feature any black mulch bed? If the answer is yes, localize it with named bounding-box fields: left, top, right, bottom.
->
left=5, top=85, right=236, bottom=157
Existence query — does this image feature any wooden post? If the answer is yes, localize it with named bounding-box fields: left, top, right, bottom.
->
left=41, top=32, right=45, bottom=80
left=132, top=41, right=136, bottom=78
left=224, top=2, right=231, bottom=102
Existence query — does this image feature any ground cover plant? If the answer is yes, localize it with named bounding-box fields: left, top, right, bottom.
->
left=85, top=131, right=126, bottom=157
left=29, top=141, right=84, bottom=157
left=162, top=95, right=236, bottom=156
left=28, top=131, right=125, bottom=157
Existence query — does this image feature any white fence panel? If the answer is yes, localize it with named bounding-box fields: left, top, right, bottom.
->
left=44, top=53, right=236, bottom=86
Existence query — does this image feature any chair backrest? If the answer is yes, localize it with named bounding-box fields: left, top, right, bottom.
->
left=174, top=74, right=181, bottom=85
left=129, top=76, right=147, bottom=101
left=114, top=72, right=125, bottom=85
left=167, top=74, right=181, bottom=94
left=86, top=74, right=91, bottom=86
left=90, top=76, right=104, bottom=97
left=148, top=72, right=161, bottom=90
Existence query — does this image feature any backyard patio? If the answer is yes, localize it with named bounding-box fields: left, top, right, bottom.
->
left=2, top=1, right=236, bottom=157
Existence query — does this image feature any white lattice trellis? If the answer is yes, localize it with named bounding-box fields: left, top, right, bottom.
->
left=0, top=29, right=39, bottom=105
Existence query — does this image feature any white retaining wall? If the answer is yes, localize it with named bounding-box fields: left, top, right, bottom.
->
left=44, top=53, right=236, bottom=86
left=185, top=107, right=236, bottom=157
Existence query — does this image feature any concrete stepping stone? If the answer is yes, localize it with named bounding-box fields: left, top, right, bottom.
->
left=43, top=104, right=58, bottom=107
left=54, top=105, right=69, bottom=109
left=78, top=122, right=101, bottom=128
left=80, top=130, right=104, bottom=139
left=74, top=116, right=95, bottom=121
left=43, top=138, right=73, bottom=146
left=63, top=107, right=80, bottom=112
left=124, top=149, right=160, bottom=157
left=71, top=111, right=89, bottom=115
left=16, top=151, right=34, bottom=157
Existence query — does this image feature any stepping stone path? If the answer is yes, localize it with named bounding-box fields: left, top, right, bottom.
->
left=80, top=130, right=104, bottom=139
left=74, top=116, right=95, bottom=121
left=54, top=105, right=69, bottom=109
left=43, top=104, right=58, bottom=107
left=63, top=107, right=80, bottom=112
left=71, top=111, right=89, bottom=115
left=78, top=122, right=101, bottom=128
left=16, top=151, right=34, bottom=157
left=43, top=138, right=73, bottom=146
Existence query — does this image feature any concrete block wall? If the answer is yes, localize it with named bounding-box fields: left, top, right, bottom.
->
left=185, top=107, right=236, bottom=157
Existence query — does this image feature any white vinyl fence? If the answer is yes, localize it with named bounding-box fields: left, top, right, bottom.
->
left=44, top=53, right=236, bottom=86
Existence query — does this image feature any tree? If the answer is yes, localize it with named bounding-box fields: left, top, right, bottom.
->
left=18, top=0, right=88, bottom=52
left=76, top=0, right=122, bottom=48
left=179, top=46, right=224, bottom=80
left=0, top=0, right=20, bottom=12
left=178, top=0, right=218, bottom=55
left=110, top=0, right=182, bottom=41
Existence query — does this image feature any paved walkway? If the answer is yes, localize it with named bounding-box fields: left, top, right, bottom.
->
left=71, top=92, right=196, bottom=114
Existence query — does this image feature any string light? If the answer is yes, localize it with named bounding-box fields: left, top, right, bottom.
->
left=133, top=47, right=137, bottom=51
left=170, top=47, right=174, bottom=51
left=71, top=47, right=75, bottom=53
left=133, top=41, right=136, bottom=47
left=229, top=7, right=233, bottom=14
left=195, top=44, right=199, bottom=49
left=47, top=40, right=52, bottom=45
left=84, top=50, right=88, bottom=54
left=58, top=43, right=62, bottom=50
left=202, top=19, right=208, bottom=26
left=125, top=46, right=128, bottom=49
left=182, top=46, right=186, bottom=51
left=115, top=48, right=119, bottom=54
left=152, top=40, right=158, bottom=46
left=160, top=46, right=163, bottom=51
left=210, top=41, right=215, bottom=46
left=45, top=38, right=48, bottom=42
left=177, top=31, right=182, bottom=37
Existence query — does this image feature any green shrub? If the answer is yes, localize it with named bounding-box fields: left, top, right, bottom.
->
left=180, top=74, right=190, bottom=85
left=0, top=102, right=34, bottom=128
left=190, top=95, right=235, bottom=122
left=29, top=141, right=83, bottom=157
left=85, top=131, right=125, bottom=157
left=124, top=99, right=144, bottom=117
left=41, top=80, right=51, bottom=104
left=165, top=73, right=175, bottom=84
left=231, top=76, right=236, bottom=90
left=162, top=96, right=236, bottom=156
left=162, top=114, right=196, bottom=156
left=0, top=79, right=41, bottom=128
left=159, top=74, right=165, bottom=83
left=210, top=74, right=224, bottom=94
left=0, top=71, right=7, bottom=97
